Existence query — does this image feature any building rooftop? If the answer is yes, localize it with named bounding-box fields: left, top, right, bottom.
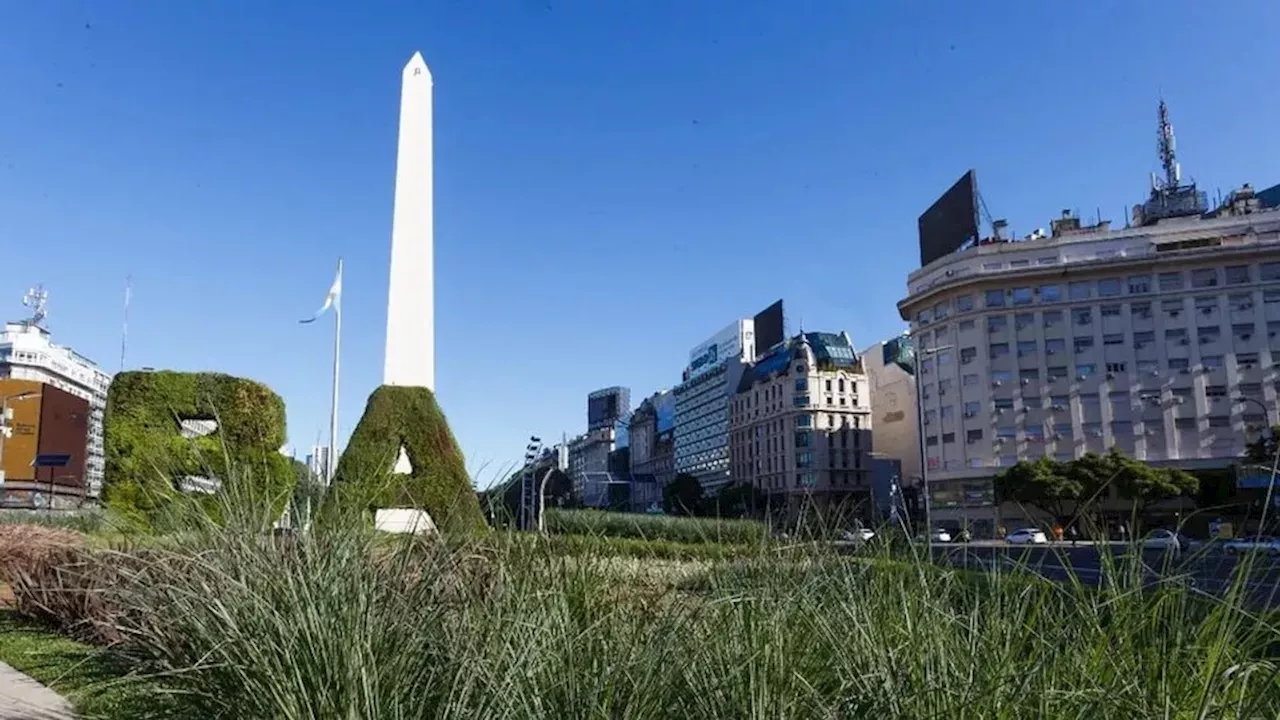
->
left=736, top=332, right=860, bottom=393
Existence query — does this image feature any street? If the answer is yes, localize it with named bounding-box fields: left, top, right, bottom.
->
left=929, top=542, right=1280, bottom=606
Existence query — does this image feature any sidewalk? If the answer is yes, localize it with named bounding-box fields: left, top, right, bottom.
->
left=0, top=661, right=74, bottom=719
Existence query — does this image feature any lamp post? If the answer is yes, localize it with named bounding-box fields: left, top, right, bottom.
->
left=521, top=436, right=542, bottom=530
left=0, top=391, right=41, bottom=487
left=1237, top=396, right=1274, bottom=442
left=912, top=342, right=952, bottom=551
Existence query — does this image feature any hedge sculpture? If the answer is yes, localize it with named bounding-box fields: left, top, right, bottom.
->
left=332, top=385, right=485, bottom=534
left=102, top=371, right=293, bottom=529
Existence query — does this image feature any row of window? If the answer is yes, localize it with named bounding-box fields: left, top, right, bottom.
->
left=924, top=353, right=1262, bottom=394
left=926, top=415, right=1260, bottom=448
left=926, top=383, right=1268, bottom=420
left=916, top=262, right=1280, bottom=325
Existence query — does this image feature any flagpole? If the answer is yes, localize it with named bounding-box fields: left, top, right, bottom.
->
left=328, top=258, right=343, bottom=485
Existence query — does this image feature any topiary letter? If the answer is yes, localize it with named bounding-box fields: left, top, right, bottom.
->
left=332, top=385, right=485, bottom=535
left=102, top=371, right=293, bottom=529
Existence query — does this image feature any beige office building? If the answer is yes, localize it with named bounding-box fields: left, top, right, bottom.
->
left=729, top=332, right=873, bottom=519
left=899, top=179, right=1280, bottom=530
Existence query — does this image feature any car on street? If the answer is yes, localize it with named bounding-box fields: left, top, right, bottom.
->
left=1006, top=527, right=1048, bottom=545
left=1140, top=529, right=1194, bottom=553
left=1222, top=535, right=1280, bottom=555
left=841, top=528, right=875, bottom=542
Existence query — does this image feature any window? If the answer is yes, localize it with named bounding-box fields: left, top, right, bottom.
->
left=962, top=373, right=979, bottom=386
left=1208, top=416, right=1231, bottom=428
left=963, top=401, right=980, bottom=416
left=956, top=294, right=975, bottom=312
left=1040, top=285, right=1062, bottom=302
left=987, top=316, right=1007, bottom=332
left=1101, top=304, right=1122, bottom=318
left=1103, top=333, right=1124, bottom=346
left=1132, top=303, right=1153, bottom=320
left=1191, top=268, right=1219, bottom=288
left=1106, top=362, right=1127, bottom=373
left=937, top=350, right=953, bottom=365
left=940, top=406, right=954, bottom=420
left=994, top=398, right=1014, bottom=410
left=960, top=347, right=977, bottom=365
left=1069, top=281, right=1092, bottom=300
left=1168, top=358, right=1189, bottom=371
left=1267, top=290, right=1280, bottom=304
left=1261, top=262, right=1280, bottom=282
left=1238, top=353, right=1260, bottom=368
left=838, top=378, right=845, bottom=392
left=1197, top=326, right=1221, bottom=344
left=991, top=370, right=1012, bottom=386
left=996, top=426, right=1016, bottom=439
left=985, top=289, right=1006, bottom=308
left=966, top=429, right=983, bottom=443
left=921, top=358, right=934, bottom=374
left=1099, top=278, right=1122, bottom=296
left=934, top=301, right=951, bottom=319
left=1111, top=421, right=1134, bottom=436
left=1045, top=338, right=1066, bottom=355
left=797, top=451, right=813, bottom=468
left=1239, top=382, right=1264, bottom=397
left=1175, top=418, right=1197, bottom=431
left=1166, top=328, right=1188, bottom=342
left=1205, top=385, right=1227, bottom=398
left=1127, top=275, right=1152, bottom=294
left=1225, top=265, right=1251, bottom=285
left=934, top=326, right=950, bottom=342
left=794, top=431, right=811, bottom=448
left=989, top=343, right=1010, bottom=358
left=1229, top=294, right=1253, bottom=312
left=1017, top=341, right=1038, bottom=357
left=1015, top=313, right=1035, bottom=331
left=795, top=379, right=808, bottom=392
left=1195, top=296, right=1218, bottom=316
left=942, top=432, right=956, bottom=444
left=917, top=309, right=932, bottom=324
left=938, top=379, right=953, bottom=395
left=1074, top=336, right=1094, bottom=353
left=1203, top=355, right=1224, bottom=370
left=958, top=319, right=976, bottom=332
left=796, top=415, right=812, bottom=427
left=1050, top=394, right=1069, bottom=409
left=1038, top=256, right=1058, bottom=265
left=1019, top=368, right=1040, bottom=382
left=1011, top=287, right=1034, bottom=305
left=794, top=395, right=811, bottom=407
left=1072, top=308, right=1093, bottom=326
left=1076, top=364, right=1097, bottom=377
left=983, top=262, right=1003, bottom=271
left=1043, top=310, right=1063, bottom=327
left=1159, top=271, right=1184, bottom=291
left=1010, top=259, right=1030, bottom=268
left=1134, top=331, right=1155, bottom=348
left=1233, top=323, right=1255, bottom=340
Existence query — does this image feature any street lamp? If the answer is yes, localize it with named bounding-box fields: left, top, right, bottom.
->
left=1237, top=396, right=1273, bottom=437
left=520, top=437, right=543, bottom=530
left=0, top=391, right=41, bottom=486
left=912, top=342, right=952, bottom=551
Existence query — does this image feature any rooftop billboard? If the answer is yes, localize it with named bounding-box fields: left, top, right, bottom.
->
left=918, top=170, right=980, bottom=267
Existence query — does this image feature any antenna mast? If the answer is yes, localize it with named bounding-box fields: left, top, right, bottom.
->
left=119, top=275, right=132, bottom=373
left=1157, top=99, right=1180, bottom=189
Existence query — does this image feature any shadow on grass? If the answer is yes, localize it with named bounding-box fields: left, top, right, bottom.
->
left=0, top=611, right=197, bottom=720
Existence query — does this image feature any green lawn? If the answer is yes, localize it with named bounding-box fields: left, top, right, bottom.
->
left=0, top=612, right=185, bottom=720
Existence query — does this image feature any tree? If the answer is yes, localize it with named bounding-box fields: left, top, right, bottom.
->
left=1113, top=457, right=1198, bottom=516
left=711, top=482, right=766, bottom=518
left=1243, top=425, right=1280, bottom=465
left=663, top=473, right=703, bottom=516
left=993, top=456, right=1080, bottom=520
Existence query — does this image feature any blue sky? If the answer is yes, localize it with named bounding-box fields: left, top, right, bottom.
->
left=2, top=1, right=1278, bottom=486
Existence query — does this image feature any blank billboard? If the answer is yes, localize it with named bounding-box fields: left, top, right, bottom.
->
left=918, top=170, right=980, bottom=267
left=753, top=300, right=784, bottom=356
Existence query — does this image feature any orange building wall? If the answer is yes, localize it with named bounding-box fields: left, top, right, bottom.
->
left=0, top=379, right=44, bottom=482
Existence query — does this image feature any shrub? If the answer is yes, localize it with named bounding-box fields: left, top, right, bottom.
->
left=545, top=508, right=768, bottom=546
left=0, top=525, right=102, bottom=636
left=331, top=385, right=485, bottom=535
left=101, top=370, right=294, bottom=531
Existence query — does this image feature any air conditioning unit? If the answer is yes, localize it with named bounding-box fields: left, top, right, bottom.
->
left=1077, top=374, right=1088, bottom=381
left=1106, top=372, right=1116, bottom=380
left=1051, top=404, right=1066, bottom=411
left=963, top=411, right=975, bottom=418
left=995, top=408, right=1005, bottom=415
left=1022, top=378, right=1031, bottom=385
left=1242, top=363, right=1255, bottom=370
left=993, top=380, right=1003, bottom=387
left=1090, top=430, right=1103, bottom=437
left=1150, top=370, right=1160, bottom=376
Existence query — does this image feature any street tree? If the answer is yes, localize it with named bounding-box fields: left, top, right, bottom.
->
left=663, top=473, right=704, bottom=516
left=994, top=456, right=1080, bottom=520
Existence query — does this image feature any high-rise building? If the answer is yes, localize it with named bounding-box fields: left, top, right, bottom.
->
left=628, top=389, right=675, bottom=511
left=728, top=332, right=873, bottom=518
left=587, top=386, right=630, bottom=432
left=861, top=335, right=920, bottom=485
left=305, top=445, right=331, bottom=482
left=0, top=288, right=111, bottom=497
left=897, top=101, right=1280, bottom=532
left=673, top=319, right=755, bottom=494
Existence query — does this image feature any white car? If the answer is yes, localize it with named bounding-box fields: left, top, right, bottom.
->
left=1223, top=536, right=1280, bottom=555
left=928, top=528, right=952, bottom=543
left=841, top=528, right=875, bottom=542
left=1006, top=528, right=1048, bottom=545
left=1141, top=529, right=1193, bottom=552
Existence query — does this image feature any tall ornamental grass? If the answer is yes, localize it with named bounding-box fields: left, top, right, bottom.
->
left=84, top=494, right=1280, bottom=720
left=544, top=507, right=768, bottom=545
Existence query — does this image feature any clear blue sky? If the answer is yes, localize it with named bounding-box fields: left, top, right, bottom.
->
left=2, top=1, right=1278, bottom=486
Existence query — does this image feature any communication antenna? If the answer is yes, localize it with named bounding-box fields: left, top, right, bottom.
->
left=119, top=274, right=132, bottom=373
left=1157, top=99, right=1180, bottom=190
left=21, top=285, right=48, bottom=327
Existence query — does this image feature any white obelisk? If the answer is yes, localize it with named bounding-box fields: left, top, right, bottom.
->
left=384, top=51, right=434, bottom=390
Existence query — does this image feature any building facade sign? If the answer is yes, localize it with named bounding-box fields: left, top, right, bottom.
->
left=684, top=320, right=753, bottom=380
